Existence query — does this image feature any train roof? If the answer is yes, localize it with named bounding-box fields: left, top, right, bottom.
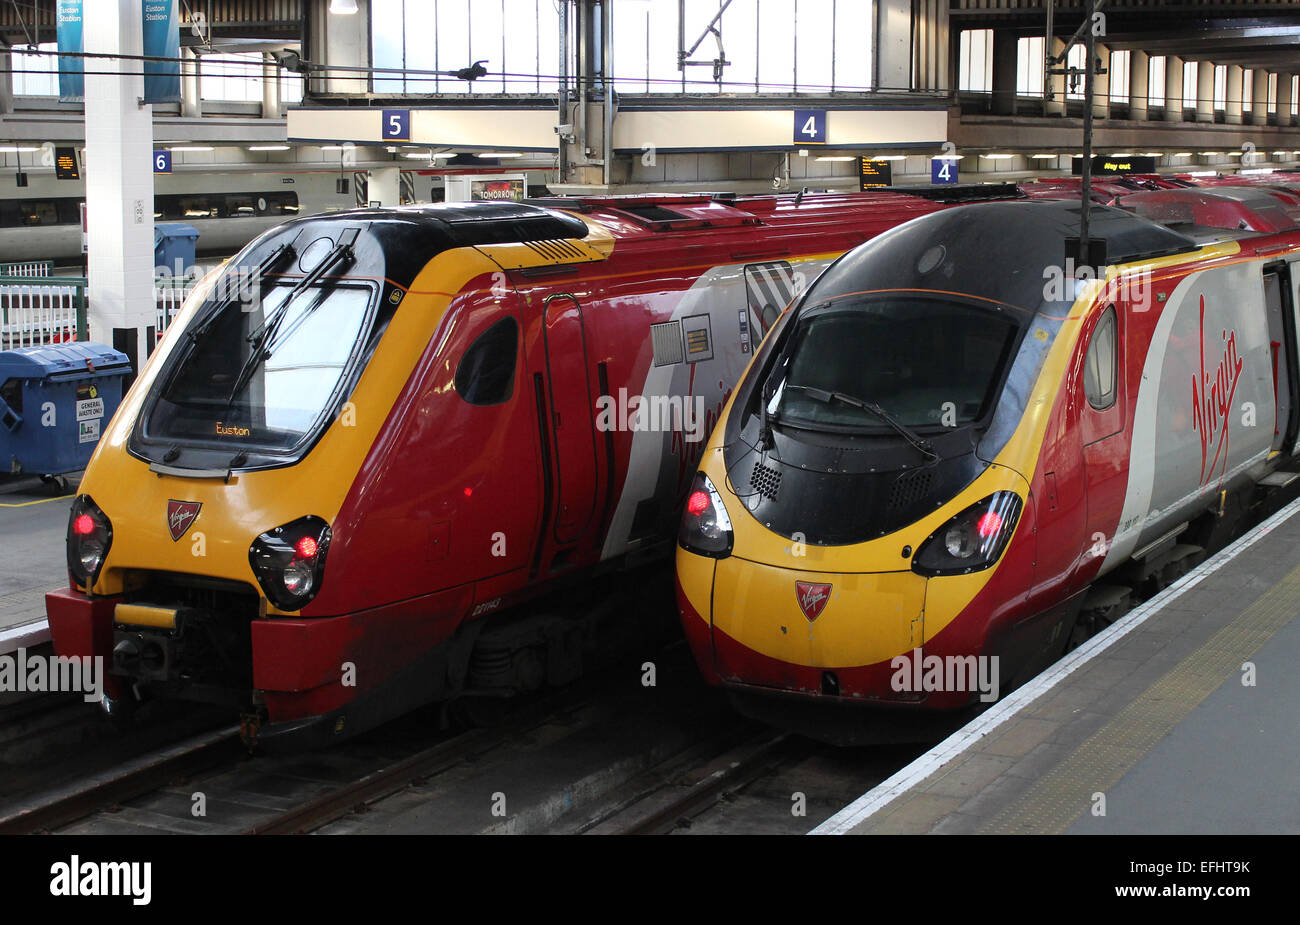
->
left=1116, top=187, right=1300, bottom=239
left=801, top=199, right=1200, bottom=320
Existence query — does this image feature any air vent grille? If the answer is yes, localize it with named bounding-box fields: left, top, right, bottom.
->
left=750, top=461, right=782, bottom=501
left=524, top=238, right=588, bottom=262
left=888, top=468, right=933, bottom=510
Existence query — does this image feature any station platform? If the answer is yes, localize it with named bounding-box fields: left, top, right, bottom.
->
left=0, top=476, right=77, bottom=654
left=813, top=496, right=1300, bottom=836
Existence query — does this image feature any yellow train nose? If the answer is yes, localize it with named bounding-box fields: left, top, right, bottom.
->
left=711, top=557, right=926, bottom=670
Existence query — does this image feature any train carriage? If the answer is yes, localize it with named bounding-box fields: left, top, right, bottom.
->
left=675, top=192, right=1300, bottom=742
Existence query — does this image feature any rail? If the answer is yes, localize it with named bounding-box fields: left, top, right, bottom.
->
left=0, top=274, right=203, bottom=349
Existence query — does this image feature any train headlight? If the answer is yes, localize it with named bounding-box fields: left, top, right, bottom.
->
left=249, top=516, right=332, bottom=611
left=67, top=495, right=112, bottom=587
left=679, top=473, right=734, bottom=558
left=912, top=492, right=1023, bottom=577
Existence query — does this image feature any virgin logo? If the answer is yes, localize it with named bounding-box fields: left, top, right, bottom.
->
left=795, top=581, right=832, bottom=621
left=1191, top=295, right=1243, bottom=485
left=166, top=500, right=202, bottom=542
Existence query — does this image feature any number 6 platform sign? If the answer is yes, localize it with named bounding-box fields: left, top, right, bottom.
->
left=382, top=109, right=411, bottom=142
left=794, top=109, right=826, bottom=145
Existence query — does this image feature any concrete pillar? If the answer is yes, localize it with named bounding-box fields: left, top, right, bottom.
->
left=0, top=48, right=13, bottom=115
left=1251, top=69, right=1269, bottom=126
left=1129, top=50, right=1149, bottom=121
left=1045, top=37, right=1066, bottom=116
left=84, top=0, right=156, bottom=370
left=1196, top=61, right=1215, bottom=122
left=1164, top=55, right=1183, bottom=122
left=180, top=47, right=200, bottom=118
left=876, top=0, right=912, bottom=92
left=367, top=167, right=400, bottom=206
left=1278, top=73, right=1293, bottom=128
left=314, top=0, right=370, bottom=95
left=1226, top=65, right=1243, bottom=124
left=261, top=52, right=281, bottom=119
left=1093, top=43, right=1110, bottom=119
left=991, top=30, right=1018, bottom=115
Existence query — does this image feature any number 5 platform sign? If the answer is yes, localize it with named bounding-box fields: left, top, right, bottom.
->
left=382, top=109, right=411, bottom=141
left=794, top=110, right=826, bottom=145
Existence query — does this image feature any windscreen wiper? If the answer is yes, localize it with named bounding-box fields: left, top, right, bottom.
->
left=187, top=242, right=295, bottom=343
left=225, top=227, right=360, bottom=407
left=782, top=384, right=939, bottom=463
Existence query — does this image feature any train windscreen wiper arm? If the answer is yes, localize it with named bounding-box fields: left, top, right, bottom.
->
left=782, top=384, right=939, bottom=462
left=225, top=228, right=359, bottom=407
left=187, top=242, right=295, bottom=343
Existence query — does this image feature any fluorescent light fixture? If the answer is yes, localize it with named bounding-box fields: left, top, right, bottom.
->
left=475, top=152, right=523, bottom=158
left=0, top=146, right=39, bottom=153
left=798, top=149, right=808, bottom=157
left=169, top=145, right=213, bottom=151
left=930, top=154, right=963, bottom=160
left=1273, top=151, right=1289, bottom=156
left=1071, top=153, right=1084, bottom=158
left=1110, top=152, right=1133, bottom=157
left=248, top=145, right=290, bottom=151
left=872, top=155, right=906, bottom=161
left=980, top=153, right=1013, bottom=159
left=815, top=156, right=857, bottom=162
left=1030, top=154, right=1060, bottom=159
left=1139, top=152, right=1162, bottom=157
left=320, top=145, right=350, bottom=151
left=1172, top=152, right=1193, bottom=157
left=404, top=152, right=453, bottom=160
left=1198, top=151, right=1219, bottom=156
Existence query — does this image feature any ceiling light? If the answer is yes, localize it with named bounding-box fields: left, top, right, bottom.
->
left=815, top=156, right=857, bottom=162
left=1172, top=152, right=1193, bottom=157
left=929, top=154, right=963, bottom=160
left=1198, top=151, right=1219, bottom=156
left=329, top=0, right=359, bottom=13
left=980, top=153, right=1013, bottom=159
left=1110, top=152, right=1133, bottom=157
left=1030, top=154, right=1060, bottom=159
left=1139, top=152, right=1162, bottom=157
left=169, top=145, right=213, bottom=151
left=0, top=146, right=39, bottom=153
left=248, top=145, right=290, bottom=151
left=476, top=152, right=523, bottom=158
left=872, top=155, right=906, bottom=161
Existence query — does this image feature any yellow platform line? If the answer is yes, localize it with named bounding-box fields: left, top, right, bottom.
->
left=978, top=567, right=1300, bottom=834
left=0, top=494, right=72, bottom=508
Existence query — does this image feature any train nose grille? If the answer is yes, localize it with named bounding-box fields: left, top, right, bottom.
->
left=750, top=461, right=782, bottom=501
left=888, top=468, right=933, bottom=510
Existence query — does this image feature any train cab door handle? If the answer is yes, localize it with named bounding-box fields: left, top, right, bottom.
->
left=1044, top=471, right=1060, bottom=512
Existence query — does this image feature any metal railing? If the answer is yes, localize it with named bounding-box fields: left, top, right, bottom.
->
left=0, top=274, right=208, bottom=349
left=0, top=260, right=54, bottom=278
left=0, top=276, right=87, bottom=349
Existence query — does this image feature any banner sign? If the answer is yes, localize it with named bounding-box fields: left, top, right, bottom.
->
left=1072, top=155, right=1157, bottom=176
left=56, top=0, right=84, bottom=101
left=470, top=178, right=526, bottom=202
left=142, top=0, right=180, bottom=103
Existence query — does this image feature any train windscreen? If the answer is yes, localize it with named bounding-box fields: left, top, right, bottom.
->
left=772, top=296, right=1020, bottom=432
left=143, top=281, right=375, bottom=452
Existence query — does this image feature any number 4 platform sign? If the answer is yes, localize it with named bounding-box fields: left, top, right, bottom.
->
left=932, top=157, right=959, bottom=184
left=794, top=109, right=826, bottom=145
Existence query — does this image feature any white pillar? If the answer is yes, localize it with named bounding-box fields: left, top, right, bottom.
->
left=1045, top=38, right=1066, bottom=116
left=1164, top=55, right=1182, bottom=122
left=1251, top=69, right=1269, bottom=126
left=0, top=48, right=13, bottom=114
left=261, top=52, right=280, bottom=119
left=1196, top=61, right=1215, bottom=122
left=181, top=47, right=200, bottom=118
left=1277, top=73, right=1293, bottom=128
left=84, top=0, right=156, bottom=369
left=367, top=167, right=400, bottom=206
left=1226, top=65, right=1243, bottom=124
left=1092, top=44, right=1110, bottom=120
left=1129, top=50, right=1149, bottom=121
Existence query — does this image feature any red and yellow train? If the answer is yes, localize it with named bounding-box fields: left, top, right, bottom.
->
left=47, top=190, right=970, bottom=747
left=676, top=183, right=1300, bottom=741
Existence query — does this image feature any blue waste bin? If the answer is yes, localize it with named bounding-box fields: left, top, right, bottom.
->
left=0, top=342, right=132, bottom=476
left=154, top=222, right=200, bottom=278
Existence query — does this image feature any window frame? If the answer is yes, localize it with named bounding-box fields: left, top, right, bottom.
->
left=1084, top=305, right=1118, bottom=411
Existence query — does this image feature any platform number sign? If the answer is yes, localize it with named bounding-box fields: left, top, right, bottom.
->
left=382, top=109, right=411, bottom=142
left=932, top=158, right=959, bottom=184
left=794, top=109, right=826, bottom=145
left=153, top=149, right=172, bottom=174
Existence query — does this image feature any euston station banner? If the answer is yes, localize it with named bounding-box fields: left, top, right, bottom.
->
left=56, top=0, right=83, bottom=101
left=142, top=0, right=181, bottom=103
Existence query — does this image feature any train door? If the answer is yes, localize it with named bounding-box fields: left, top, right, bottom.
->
left=1079, top=304, right=1128, bottom=568
left=540, top=293, right=600, bottom=548
left=1265, top=265, right=1300, bottom=455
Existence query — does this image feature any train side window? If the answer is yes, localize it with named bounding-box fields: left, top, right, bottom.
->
left=455, top=317, right=518, bottom=406
left=1084, top=306, right=1117, bottom=410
